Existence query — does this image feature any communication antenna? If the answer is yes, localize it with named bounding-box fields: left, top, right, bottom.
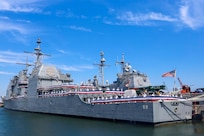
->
left=94, top=51, right=109, bottom=86
left=16, top=57, right=34, bottom=72
left=115, top=53, right=126, bottom=73
left=24, top=38, right=51, bottom=67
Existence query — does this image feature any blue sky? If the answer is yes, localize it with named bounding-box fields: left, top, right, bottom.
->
left=0, top=0, right=204, bottom=96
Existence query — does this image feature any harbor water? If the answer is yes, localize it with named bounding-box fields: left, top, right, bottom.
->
left=0, top=108, right=203, bottom=136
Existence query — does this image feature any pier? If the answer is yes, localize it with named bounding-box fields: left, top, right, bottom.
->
left=187, top=93, right=204, bottom=121
left=0, top=97, right=3, bottom=107
left=0, top=103, right=3, bottom=107
left=192, top=104, right=204, bottom=121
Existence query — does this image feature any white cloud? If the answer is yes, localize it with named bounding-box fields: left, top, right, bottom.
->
left=78, top=65, right=95, bottom=70
left=60, top=65, right=80, bottom=71
left=57, top=50, right=73, bottom=55
left=0, top=21, right=28, bottom=34
left=0, top=0, right=42, bottom=13
left=58, top=50, right=66, bottom=54
left=0, top=15, right=41, bottom=39
left=0, top=71, right=15, bottom=75
left=0, top=16, right=9, bottom=20
left=105, top=1, right=204, bottom=30
left=56, top=49, right=91, bottom=61
left=0, top=1, right=53, bottom=42
left=56, top=9, right=87, bottom=19
left=56, top=9, right=75, bottom=18
left=69, top=25, right=92, bottom=32
left=59, top=64, right=94, bottom=72
left=16, top=19, right=31, bottom=23
left=106, top=11, right=176, bottom=26
left=179, top=0, right=204, bottom=29
left=118, top=11, right=176, bottom=22
left=0, top=51, right=29, bottom=64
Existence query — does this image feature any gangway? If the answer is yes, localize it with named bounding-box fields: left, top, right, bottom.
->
left=188, top=93, right=204, bottom=102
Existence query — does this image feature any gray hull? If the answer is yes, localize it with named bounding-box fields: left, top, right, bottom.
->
left=4, top=40, right=192, bottom=125
left=4, top=95, right=192, bottom=125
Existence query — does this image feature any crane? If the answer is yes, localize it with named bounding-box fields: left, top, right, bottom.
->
left=177, top=77, right=191, bottom=94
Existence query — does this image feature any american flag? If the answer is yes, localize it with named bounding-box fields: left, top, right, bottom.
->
left=162, top=70, right=176, bottom=77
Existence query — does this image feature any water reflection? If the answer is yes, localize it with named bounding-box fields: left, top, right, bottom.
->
left=0, top=108, right=204, bottom=136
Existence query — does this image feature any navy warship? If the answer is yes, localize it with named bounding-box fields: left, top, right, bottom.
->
left=4, top=39, right=192, bottom=125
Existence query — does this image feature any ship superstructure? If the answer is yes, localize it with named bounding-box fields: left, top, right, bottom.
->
left=4, top=39, right=192, bottom=125
left=110, top=54, right=151, bottom=90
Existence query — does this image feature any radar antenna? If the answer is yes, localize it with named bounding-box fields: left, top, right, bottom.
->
left=24, top=38, right=51, bottom=67
left=94, top=51, right=109, bottom=86
left=16, top=57, right=34, bottom=72
left=116, top=53, right=126, bottom=73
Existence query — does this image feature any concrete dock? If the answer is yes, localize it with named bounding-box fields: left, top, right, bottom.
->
left=186, top=93, right=204, bottom=121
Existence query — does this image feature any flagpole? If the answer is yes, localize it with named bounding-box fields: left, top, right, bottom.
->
left=173, top=69, right=176, bottom=91
left=161, top=69, right=177, bottom=92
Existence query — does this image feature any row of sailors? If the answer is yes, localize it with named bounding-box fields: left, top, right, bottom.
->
left=85, top=95, right=123, bottom=103
left=38, top=88, right=124, bottom=95
left=38, top=91, right=125, bottom=101
left=38, top=89, right=125, bottom=97
left=37, top=86, right=124, bottom=92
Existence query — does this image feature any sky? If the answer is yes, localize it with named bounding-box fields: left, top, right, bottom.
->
left=0, top=0, right=204, bottom=96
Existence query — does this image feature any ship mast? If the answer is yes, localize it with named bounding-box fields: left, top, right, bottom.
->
left=16, top=57, right=34, bottom=72
left=24, top=38, right=51, bottom=67
left=94, top=51, right=109, bottom=86
left=116, top=53, right=126, bottom=74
